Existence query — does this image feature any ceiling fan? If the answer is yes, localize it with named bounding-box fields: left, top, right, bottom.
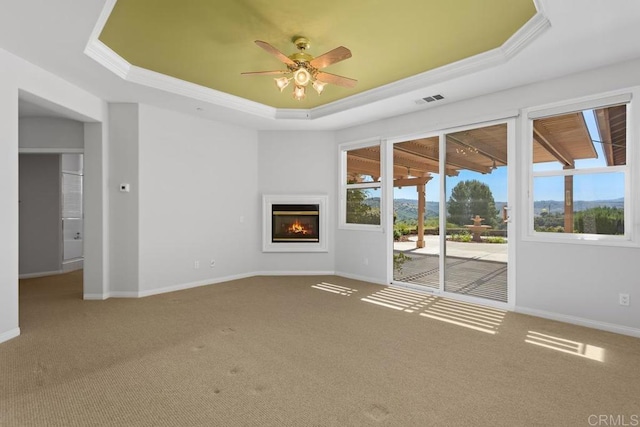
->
left=241, top=37, right=357, bottom=100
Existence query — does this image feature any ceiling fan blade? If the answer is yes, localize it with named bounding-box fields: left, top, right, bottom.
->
left=309, top=46, right=352, bottom=69
left=316, top=72, right=357, bottom=88
left=241, top=70, right=290, bottom=76
left=254, top=40, right=295, bottom=66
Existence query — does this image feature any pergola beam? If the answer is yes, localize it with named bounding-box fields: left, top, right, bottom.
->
left=594, top=108, right=615, bottom=167
left=395, top=143, right=490, bottom=175
left=461, top=127, right=508, bottom=164
left=446, top=134, right=507, bottom=165
left=393, top=177, right=431, bottom=187
left=533, top=123, right=575, bottom=167
left=393, top=151, right=459, bottom=176
left=348, top=157, right=442, bottom=181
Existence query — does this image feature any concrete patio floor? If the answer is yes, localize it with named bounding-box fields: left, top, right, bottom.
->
left=394, top=235, right=507, bottom=263
left=393, top=236, right=508, bottom=302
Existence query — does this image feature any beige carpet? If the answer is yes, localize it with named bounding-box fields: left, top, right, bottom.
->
left=1, top=271, right=639, bottom=426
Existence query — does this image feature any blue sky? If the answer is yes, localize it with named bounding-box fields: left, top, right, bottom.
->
left=393, top=110, right=623, bottom=202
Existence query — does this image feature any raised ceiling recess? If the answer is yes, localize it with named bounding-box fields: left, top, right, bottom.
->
left=93, top=0, right=538, bottom=111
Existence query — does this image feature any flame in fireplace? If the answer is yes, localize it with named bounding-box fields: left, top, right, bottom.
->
left=288, top=219, right=309, bottom=235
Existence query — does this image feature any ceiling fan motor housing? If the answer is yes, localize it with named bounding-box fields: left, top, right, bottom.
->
left=293, top=37, right=310, bottom=51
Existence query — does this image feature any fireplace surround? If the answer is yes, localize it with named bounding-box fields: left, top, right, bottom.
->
left=263, top=195, right=328, bottom=252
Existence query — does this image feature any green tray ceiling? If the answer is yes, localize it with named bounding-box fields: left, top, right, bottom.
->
left=100, top=0, right=536, bottom=109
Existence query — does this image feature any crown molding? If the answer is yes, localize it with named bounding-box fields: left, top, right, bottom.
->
left=125, top=66, right=275, bottom=119
left=84, top=39, right=130, bottom=79
left=84, top=1, right=550, bottom=122
left=310, top=11, right=551, bottom=120
left=84, top=0, right=128, bottom=78
left=501, top=11, right=551, bottom=60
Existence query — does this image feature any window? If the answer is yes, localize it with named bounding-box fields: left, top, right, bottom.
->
left=528, top=95, right=630, bottom=241
left=340, top=141, right=383, bottom=229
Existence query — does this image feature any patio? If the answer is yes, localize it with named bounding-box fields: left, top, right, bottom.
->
left=393, top=236, right=508, bottom=303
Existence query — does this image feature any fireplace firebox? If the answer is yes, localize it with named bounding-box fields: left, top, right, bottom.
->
left=263, top=195, right=327, bottom=253
left=272, top=204, right=320, bottom=242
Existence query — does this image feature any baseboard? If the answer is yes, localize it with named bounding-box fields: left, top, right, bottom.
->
left=62, top=259, right=84, bottom=272
left=95, top=271, right=337, bottom=299
left=0, top=327, right=20, bottom=344
left=334, top=271, right=388, bottom=286
left=254, top=270, right=336, bottom=277
left=137, top=272, right=257, bottom=298
left=515, top=306, right=640, bottom=338
left=19, top=270, right=63, bottom=279
left=83, top=293, right=109, bottom=301
left=107, top=291, right=141, bottom=298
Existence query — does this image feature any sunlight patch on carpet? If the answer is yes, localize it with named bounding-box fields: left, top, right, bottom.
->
left=420, top=298, right=506, bottom=335
left=361, top=286, right=506, bottom=334
left=525, top=331, right=605, bottom=362
left=361, top=286, right=437, bottom=313
left=312, top=282, right=358, bottom=296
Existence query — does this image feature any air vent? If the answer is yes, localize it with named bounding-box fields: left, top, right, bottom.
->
left=415, top=94, right=445, bottom=105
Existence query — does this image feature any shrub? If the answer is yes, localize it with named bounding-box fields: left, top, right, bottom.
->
left=450, top=231, right=472, bottom=243
left=574, top=207, right=624, bottom=235
left=393, top=252, right=411, bottom=272
left=484, top=236, right=507, bottom=244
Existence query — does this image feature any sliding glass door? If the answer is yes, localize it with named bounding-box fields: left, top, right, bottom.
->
left=392, top=136, right=441, bottom=290
left=443, top=123, right=509, bottom=303
left=391, top=120, right=512, bottom=306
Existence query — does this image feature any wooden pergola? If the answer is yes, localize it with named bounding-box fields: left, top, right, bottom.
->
left=347, top=105, right=626, bottom=247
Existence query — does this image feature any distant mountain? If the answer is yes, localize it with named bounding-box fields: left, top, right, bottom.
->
left=393, top=199, right=439, bottom=222
left=366, top=197, right=625, bottom=221
left=365, top=198, right=438, bottom=222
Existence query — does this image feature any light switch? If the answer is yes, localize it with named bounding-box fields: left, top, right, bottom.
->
left=119, top=183, right=130, bottom=192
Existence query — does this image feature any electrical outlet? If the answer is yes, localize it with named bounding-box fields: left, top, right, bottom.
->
left=210, top=259, right=216, bottom=268
left=619, top=293, right=630, bottom=306
left=194, top=260, right=200, bottom=269
left=363, top=257, right=369, bottom=266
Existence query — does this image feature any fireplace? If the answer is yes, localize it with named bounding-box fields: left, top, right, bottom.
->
left=272, top=204, right=320, bottom=242
left=263, top=195, right=328, bottom=252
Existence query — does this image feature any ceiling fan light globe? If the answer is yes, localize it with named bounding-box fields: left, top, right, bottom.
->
left=312, top=80, right=326, bottom=95
left=274, top=76, right=290, bottom=92
left=293, top=68, right=311, bottom=86
left=293, top=85, right=306, bottom=100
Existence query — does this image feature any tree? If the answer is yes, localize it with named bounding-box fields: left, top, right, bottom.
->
left=346, top=189, right=380, bottom=224
left=447, top=180, right=498, bottom=227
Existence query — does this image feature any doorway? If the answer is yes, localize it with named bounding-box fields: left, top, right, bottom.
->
left=391, top=120, right=513, bottom=306
left=18, top=153, right=84, bottom=277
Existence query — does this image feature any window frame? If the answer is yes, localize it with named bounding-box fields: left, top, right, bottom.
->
left=523, top=91, right=637, bottom=246
left=339, top=139, right=384, bottom=231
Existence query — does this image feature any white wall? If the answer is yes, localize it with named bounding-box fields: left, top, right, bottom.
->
left=0, top=47, right=105, bottom=343
left=108, top=104, right=139, bottom=295
left=257, top=131, right=337, bottom=274
left=83, top=122, right=108, bottom=299
left=19, top=117, right=83, bottom=150
left=137, top=104, right=260, bottom=294
left=335, top=229, right=388, bottom=284
left=0, top=62, right=20, bottom=343
left=336, top=58, right=640, bottom=335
